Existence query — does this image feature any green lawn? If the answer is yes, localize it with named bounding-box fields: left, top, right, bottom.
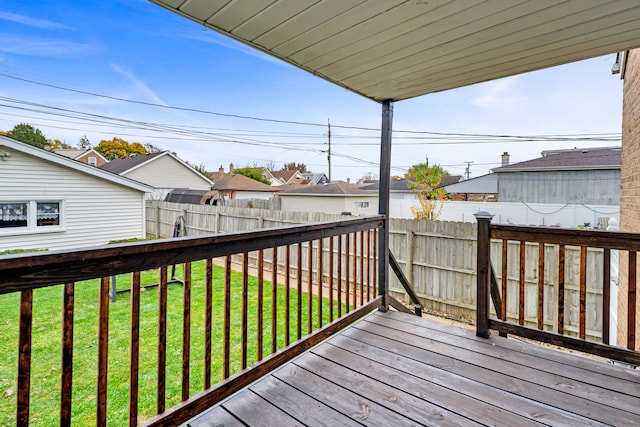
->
left=0, top=260, right=344, bottom=425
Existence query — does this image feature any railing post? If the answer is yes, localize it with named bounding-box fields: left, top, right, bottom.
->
left=377, top=99, right=393, bottom=311
left=475, top=211, right=494, bottom=338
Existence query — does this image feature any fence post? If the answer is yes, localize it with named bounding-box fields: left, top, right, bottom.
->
left=475, top=211, right=494, bottom=338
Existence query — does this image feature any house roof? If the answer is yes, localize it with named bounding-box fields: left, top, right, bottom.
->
left=150, top=1, right=640, bottom=102
left=442, top=173, right=498, bottom=194
left=269, top=170, right=302, bottom=183
left=279, top=182, right=375, bottom=196
left=493, top=147, right=622, bottom=172
left=212, top=174, right=279, bottom=192
left=99, top=150, right=213, bottom=185
left=437, top=175, right=463, bottom=188
left=359, top=178, right=414, bottom=192
left=54, top=148, right=108, bottom=162
left=99, top=151, right=165, bottom=174
left=0, top=136, right=152, bottom=193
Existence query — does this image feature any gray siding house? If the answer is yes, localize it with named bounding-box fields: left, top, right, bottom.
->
left=493, top=147, right=621, bottom=206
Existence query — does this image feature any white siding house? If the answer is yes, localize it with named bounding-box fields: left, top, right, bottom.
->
left=100, top=151, right=213, bottom=200
left=278, top=182, right=378, bottom=216
left=0, top=136, right=152, bottom=251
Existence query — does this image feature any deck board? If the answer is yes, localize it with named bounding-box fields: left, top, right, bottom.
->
left=185, top=310, right=640, bottom=426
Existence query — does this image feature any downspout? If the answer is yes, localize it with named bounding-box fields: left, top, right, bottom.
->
left=378, top=100, right=393, bottom=311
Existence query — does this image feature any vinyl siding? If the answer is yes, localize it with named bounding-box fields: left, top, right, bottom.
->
left=123, top=155, right=211, bottom=190
left=498, top=170, right=620, bottom=205
left=0, top=147, right=146, bottom=251
left=279, top=195, right=378, bottom=216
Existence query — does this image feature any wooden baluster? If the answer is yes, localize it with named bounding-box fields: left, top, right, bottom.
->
left=366, top=230, right=371, bottom=302
left=501, top=240, right=508, bottom=321
left=223, top=256, right=231, bottom=379
left=602, top=249, right=611, bottom=345
left=557, top=245, right=565, bottom=335
left=17, top=289, right=33, bottom=427
left=337, top=235, right=343, bottom=317
left=579, top=247, right=587, bottom=340
left=345, top=234, right=350, bottom=312
left=317, top=239, right=323, bottom=328
left=329, top=237, right=334, bottom=321
left=204, top=259, right=213, bottom=388
left=538, top=243, right=545, bottom=330
left=352, top=233, right=357, bottom=309
left=519, top=241, right=526, bottom=326
left=60, top=283, right=74, bottom=427
left=257, top=250, right=264, bottom=361
left=241, top=254, right=249, bottom=369
left=373, top=229, right=378, bottom=299
left=307, top=241, right=313, bottom=334
left=97, top=277, right=110, bottom=426
left=129, top=272, right=141, bottom=427
left=271, top=247, right=278, bottom=353
left=182, top=263, right=191, bottom=401
left=359, top=231, right=365, bottom=306
left=285, top=245, right=291, bottom=346
left=297, top=243, right=302, bottom=340
left=628, top=251, right=637, bottom=350
left=157, top=267, right=167, bottom=413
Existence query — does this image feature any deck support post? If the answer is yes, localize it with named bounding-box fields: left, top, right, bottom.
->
left=475, top=211, right=494, bottom=338
left=378, top=99, right=394, bottom=312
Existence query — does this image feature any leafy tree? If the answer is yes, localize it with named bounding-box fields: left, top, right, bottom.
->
left=405, top=163, right=450, bottom=220
left=282, top=162, right=308, bottom=172
left=191, top=163, right=211, bottom=179
left=144, top=143, right=163, bottom=153
left=7, top=123, right=48, bottom=149
left=95, top=137, right=147, bottom=160
left=48, top=139, right=72, bottom=150
left=78, top=135, right=91, bottom=149
left=234, top=167, right=271, bottom=184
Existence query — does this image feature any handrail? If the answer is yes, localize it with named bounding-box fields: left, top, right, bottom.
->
left=1, top=216, right=383, bottom=426
left=389, top=251, right=422, bottom=316
left=475, top=212, right=639, bottom=365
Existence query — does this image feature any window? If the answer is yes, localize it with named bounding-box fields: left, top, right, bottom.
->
left=0, top=201, right=62, bottom=232
left=355, top=201, right=370, bottom=209
left=88, top=156, right=97, bottom=166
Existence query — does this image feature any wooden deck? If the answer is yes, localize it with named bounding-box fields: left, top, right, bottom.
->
left=184, top=310, right=640, bottom=426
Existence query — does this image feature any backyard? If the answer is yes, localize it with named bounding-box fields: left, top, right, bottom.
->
left=0, top=259, right=343, bottom=425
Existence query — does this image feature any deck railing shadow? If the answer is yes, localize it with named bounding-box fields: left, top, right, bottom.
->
left=0, top=216, right=384, bottom=426
left=475, top=212, right=639, bottom=366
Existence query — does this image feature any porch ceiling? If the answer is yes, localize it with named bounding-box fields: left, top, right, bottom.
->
left=150, top=0, right=640, bottom=102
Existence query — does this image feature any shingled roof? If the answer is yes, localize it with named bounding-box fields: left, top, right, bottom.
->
left=493, top=147, right=621, bottom=172
left=99, top=151, right=165, bottom=174
left=279, top=182, right=374, bottom=195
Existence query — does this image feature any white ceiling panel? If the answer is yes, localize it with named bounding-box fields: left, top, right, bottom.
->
left=150, top=0, right=640, bottom=102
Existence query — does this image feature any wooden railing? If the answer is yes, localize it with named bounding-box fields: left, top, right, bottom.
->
left=475, top=212, right=639, bottom=365
left=0, top=216, right=384, bottom=426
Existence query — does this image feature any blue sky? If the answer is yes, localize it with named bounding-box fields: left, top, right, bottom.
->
left=0, top=0, right=624, bottom=181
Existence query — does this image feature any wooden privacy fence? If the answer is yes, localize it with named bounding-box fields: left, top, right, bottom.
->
left=476, top=212, right=639, bottom=365
left=0, top=216, right=382, bottom=426
left=147, top=202, right=611, bottom=327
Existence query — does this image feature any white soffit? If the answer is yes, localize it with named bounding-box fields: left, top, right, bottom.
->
left=150, top=0, right=640, bottom=102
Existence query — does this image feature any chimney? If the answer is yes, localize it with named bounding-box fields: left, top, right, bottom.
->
left=346, top=177, right=350, bottom=184
left=229, top=163, right=234, bottom=174
left=218, top=165, right=224, bottom=179
left=501, top=152, right=510, bottom=166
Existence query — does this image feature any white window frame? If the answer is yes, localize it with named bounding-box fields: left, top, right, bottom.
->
left=0, top=199, right=65, bottom=235
left=88, top=156, right=97, bottom=166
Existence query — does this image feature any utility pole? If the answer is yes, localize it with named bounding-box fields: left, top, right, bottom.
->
left=327, top=119, right=332, bottom=182
left=425, top=155, right=429, bottom=167
left=464, top=161, right=474, bottom=180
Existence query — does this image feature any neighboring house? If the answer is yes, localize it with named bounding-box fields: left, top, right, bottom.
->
left=441, top=174, right=498, bottom=201
left=278, top=182, right=378, bottom=215
left=618, top=48, right=640, bottom=349
left=212, top=165, right=279, bottom=200
left=54, top=148, right=109, bottom=167
left=0, top=136, right=151, bottom=251
left=492, top=147, right=621, bottom=205
left=99, top=151, right=213, bottom=200
left=359, top=178, right=416, bottom=200
left=301, top=172, right=329, bottom=185
left=263, top=169, right=306, bottom=186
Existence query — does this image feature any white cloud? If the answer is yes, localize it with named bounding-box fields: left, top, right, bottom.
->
left=471, top=76, right=523, bottom=109
left=0, top=34, right=94, bottom=56
left=110, top=63, right=167, bottom=105
left=0, top=11, right=71, bottom=30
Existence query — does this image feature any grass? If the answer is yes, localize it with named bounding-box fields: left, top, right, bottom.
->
left=0, top=260, right=345, bottom=425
